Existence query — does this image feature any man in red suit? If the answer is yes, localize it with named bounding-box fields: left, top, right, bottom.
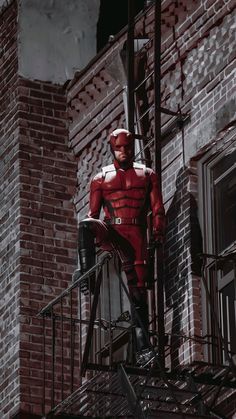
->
left=78, top=128, right=165, bottom=363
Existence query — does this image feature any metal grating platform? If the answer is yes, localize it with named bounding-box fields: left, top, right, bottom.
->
left=48, top=361, right=236, bottom=418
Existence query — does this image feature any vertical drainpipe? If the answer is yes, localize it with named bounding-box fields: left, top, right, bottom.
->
left=154, top=0, right=165, bottom=366
left=127, top=0, right=135, bottom=133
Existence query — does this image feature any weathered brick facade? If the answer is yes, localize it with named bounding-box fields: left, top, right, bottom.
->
left=67, top=0, right=235, bottom=368
left=1, top=2, right=21, bottom=417
left=1, top=0, right=236, bottom=418
left=66, top=0, right=236, bottom=415
left=1, top=2, right=78, bottom=418
left=17, top=78, right=78, bottom=417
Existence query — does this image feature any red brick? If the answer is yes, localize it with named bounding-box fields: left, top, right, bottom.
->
left=30, top=89, right=52, bottom=100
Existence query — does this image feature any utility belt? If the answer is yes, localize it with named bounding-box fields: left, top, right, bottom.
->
left=105, top=217, right=142, bottom=226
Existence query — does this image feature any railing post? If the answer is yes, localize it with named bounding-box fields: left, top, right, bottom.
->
left=70, top=290, right=75, bottom=393
left=42, top=315, right=46, bottom=417
left=60, top=298, right=64, bottom=402
left=51, top=309, right=55, bottom=409
left=81, top=268, right=103, bottom=376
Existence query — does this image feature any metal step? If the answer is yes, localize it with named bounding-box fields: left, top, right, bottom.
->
left=56, top=413, right=212, bottom=419
left=50, top=369, right=213, bottom=419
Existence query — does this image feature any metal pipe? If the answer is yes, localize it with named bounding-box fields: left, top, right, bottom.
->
left=70, top=290, right=75, bottom=392
left=107, top=260, right=113, bottom=366
left=42, top=316, right=46, bottom=416
left=60, top=297, right=64, bottom=402
left=154, top=0, right=162, bottom=182
left=127, top=0, right=135, bottom=132
left=51, top=310, right=55, bottom=409
left=154, top=0, right=165, bottom=367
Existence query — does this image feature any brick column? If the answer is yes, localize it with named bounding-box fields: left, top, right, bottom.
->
left=1, top=2, right=21, bottom=417
left=1, top=2, right=78, bottom=418
left=17, top=77, right=78, bottom=417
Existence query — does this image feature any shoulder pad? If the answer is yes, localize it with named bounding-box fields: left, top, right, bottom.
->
left=102, top=164, right=116, bottom=178
left=133, top=162, right=148, bottom=175
left=133, top=162, right=146, bottom=170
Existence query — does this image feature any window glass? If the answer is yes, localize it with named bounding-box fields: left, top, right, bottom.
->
left=213, top=149, right=236, bottom=253
left=200, top=141, right=236, bottom=364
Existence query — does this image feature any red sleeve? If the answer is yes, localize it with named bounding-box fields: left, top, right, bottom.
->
left=87, top=173, right=103, bottom=219
left=149, top=170, right=166, bottom=238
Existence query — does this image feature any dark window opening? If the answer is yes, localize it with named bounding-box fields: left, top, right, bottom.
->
left=97, top=0, right=145, bottom=52
left=202, top=143, right=236, bottom=365
left=213, top=149, right=236, bottom=254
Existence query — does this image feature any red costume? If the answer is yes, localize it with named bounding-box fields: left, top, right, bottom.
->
left=78, top=129, right=165, bottom=361
left=88, top=160, right=165, bottom=286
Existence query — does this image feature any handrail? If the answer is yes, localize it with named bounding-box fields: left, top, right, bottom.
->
left=39, top=242, right=236, bottom=417
left=38, top=252, right=112, bottom=316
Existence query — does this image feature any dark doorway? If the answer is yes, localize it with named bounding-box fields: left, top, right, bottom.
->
left=97, top=0, right=144, bottom=52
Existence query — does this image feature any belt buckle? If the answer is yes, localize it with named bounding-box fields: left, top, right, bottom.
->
left=116, top=217, right=122, bottom=224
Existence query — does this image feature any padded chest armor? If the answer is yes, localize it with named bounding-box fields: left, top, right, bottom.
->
left=101, top=163, right=150, bottom=219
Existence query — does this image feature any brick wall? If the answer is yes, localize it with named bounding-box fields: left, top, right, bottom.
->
left=1, top=2, right=79, bottom=417
left=67, top=0, right=236, bottom=372
left=1, top=0, right=235, bottom=417
left=159, top=0, right=235, bottom=367
left=17, top=77, right=78, bottom=417
left=0, top=1, right=21, bottom=417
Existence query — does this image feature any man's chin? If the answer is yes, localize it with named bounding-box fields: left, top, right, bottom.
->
left=118, top=157, right=129, bottom=162
left=116, top=160, right=133, bottom=169
left=117, top=156, right=133, bottom=163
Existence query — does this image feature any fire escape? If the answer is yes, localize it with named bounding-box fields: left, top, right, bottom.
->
left=39, top=2, right=236, bottom=418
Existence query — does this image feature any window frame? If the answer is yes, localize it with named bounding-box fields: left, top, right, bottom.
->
left=198, top=133, right=236, bottom=364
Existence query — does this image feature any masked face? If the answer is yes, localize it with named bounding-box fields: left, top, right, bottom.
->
left=109, top=129, right=134, bottom=167
left=113, top=135, right=134, bottom=165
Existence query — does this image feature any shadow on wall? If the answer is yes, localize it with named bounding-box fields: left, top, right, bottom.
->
left=164, top=166, right=202, bottom=369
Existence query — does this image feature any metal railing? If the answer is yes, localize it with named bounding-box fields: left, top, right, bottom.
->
left=39, top=251, right=147, bottom=415
left=38, top=250, right=236, bottom=419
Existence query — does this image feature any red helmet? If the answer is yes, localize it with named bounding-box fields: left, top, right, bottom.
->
left=109, top=128, right=134, bottom=152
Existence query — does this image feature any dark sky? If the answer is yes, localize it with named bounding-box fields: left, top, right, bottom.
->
left=97, top=0, right=145, bottom=51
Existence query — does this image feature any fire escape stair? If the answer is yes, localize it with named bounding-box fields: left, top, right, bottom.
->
left=48, top=360, right=236, bottom=419
left=40, top=254, right=236, bottom=419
